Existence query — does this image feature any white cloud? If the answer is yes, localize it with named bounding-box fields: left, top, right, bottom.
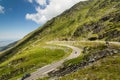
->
left=28, top=0, right=33, bottom=3
left=26, top=0, right=86, bottom=24
left=0, top=5, right=4, bottom=14
left=35, top=0, right=47, bottom=5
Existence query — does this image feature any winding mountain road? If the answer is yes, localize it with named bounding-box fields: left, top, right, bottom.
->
left=22, top=41, right=120, bottom=80
left=24, top=44, right=81, bottom=80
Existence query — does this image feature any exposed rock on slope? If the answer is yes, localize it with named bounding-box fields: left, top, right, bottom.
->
left=0, top=0, right=120, bottom=79
left=49, top=45, right=120, bottom=77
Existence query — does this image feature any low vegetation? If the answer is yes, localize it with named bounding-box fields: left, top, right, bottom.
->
left=44, top=41, right=120, bottom=80
left=59, top=53, right=120, bottom=80
left=0, top=44, right=71, bottom=80
left=0, top=0, right=120, bottom=80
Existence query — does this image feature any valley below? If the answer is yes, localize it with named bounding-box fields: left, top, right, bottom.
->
left=0, top=0, right=120, bottom=80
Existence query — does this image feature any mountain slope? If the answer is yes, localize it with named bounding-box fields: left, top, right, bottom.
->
left=59, top=52, right=120, bottom=80
left=1, top=0, right=120, bottom=62
left=46, top=41, right=120, bottom=80
left=0, top=0, right=120, bottom=79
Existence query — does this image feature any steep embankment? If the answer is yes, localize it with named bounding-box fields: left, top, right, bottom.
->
left=0, top=0, right=120, bottom=80
left=48, top=41, right=120, bottom=78
left=0, top=44, right=71, bottom=80
left=59, top=53, right=120, bottom=80
left=24, top=44, right=81, bottom=80
left=37, top=41, right=120, bottom=80
left=57, top=41, right=120, bottom=80
left=0, top=0, right=120, bottom=63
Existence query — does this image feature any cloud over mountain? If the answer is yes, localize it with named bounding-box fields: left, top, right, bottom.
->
left=26, top=0, right=86, bottom=24
left=0, top=5, right=4, bottom=14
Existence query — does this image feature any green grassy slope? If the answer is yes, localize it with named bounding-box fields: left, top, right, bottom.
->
left=60, top=52, right=120, bottom=80
left=39, top=54, right=120, bottom=80
left=0, top=0, right=120, bottom=79
left=0, top=44, right=71, bottom=80
left=38, top=41, right=120, bottom=80
left=0, top=0, right=120, bottom=63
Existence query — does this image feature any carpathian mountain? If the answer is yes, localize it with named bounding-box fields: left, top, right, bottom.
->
left=0, top=0, right=120, bottom=80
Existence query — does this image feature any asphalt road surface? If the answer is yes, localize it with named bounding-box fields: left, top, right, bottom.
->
left=24, top=44, right=81, bottom=80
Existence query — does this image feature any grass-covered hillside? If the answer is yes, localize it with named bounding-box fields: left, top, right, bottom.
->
left=0, top=0, right=120, bottom=80
left=58, top=41, right=120, bottom=80
left=38, top=41, right=120, bottom=80
left=0, top=0, right=120, bottom=62
left=1, top=0, right=120, bottom=62
left=0, top=43, right=71, bottom=80
left=59, top=52, right=120, bottom=80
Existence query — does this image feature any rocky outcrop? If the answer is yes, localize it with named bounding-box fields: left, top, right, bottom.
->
left=73, top=7, right=120, bottom=41
left=98, top=29, right=120, bottom=41
left=48, top=47, right=120, bottom=77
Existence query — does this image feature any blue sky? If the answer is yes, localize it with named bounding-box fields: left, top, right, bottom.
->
left=0, top=0, right=40, bottom=40
left=0, top=0, right=85, bottom=40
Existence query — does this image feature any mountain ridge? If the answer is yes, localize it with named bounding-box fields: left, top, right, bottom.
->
left=0, top=0, right=120, bottom=79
